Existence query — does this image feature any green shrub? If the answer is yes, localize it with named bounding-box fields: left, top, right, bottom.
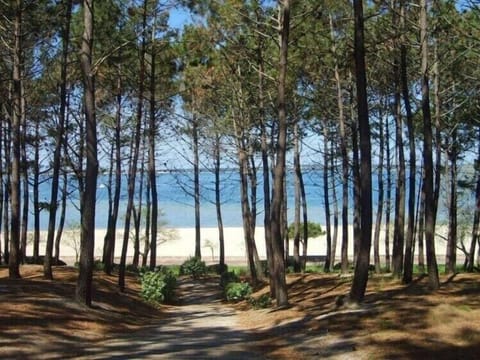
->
left=140, top=268, right=177, bottom=304
left=179, top=257, right=207, bottom=279
left=93, top=260, right=105, bottom=271
left=287, top=221, right=326, bottom=239
left=220, top=271, right=239, bottom=288
left=248, top=293, right=272, bottom=309
left=225, top=282, right=252, bottom=302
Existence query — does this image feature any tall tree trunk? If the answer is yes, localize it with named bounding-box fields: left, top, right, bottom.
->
left=385, top=114, right=392, bottom=272
left=350, top=81, right=361, bottom=273
left=45, top=0, right=72, bottom=279
left=323, top=126, right=332, bottom=273
left=193, top=114, right=201, bottom=259
left=331, top=13, right=349, bottom=274
left=270, top=0, right=290, bottom=307
left=467, top=129, right=480, bottom=272
left=54, top=170, right=68, bottom=263
left=401, top=0, right=416, bottom=283
left=417, top=168, right=426, bottom=273
left=103, top=65, right=122, bottom=275
left=0, top=106, right=4, bottom=265
left=119, top=0, right=147, bottom=291
left=76, top=0, right=97, bottom=306
left=293, top=122, right=301, bottom=272
left=330, top=140, right=339, bottom=272
left=33, top=119, right=40, bottom=262
left=237, top=142, right=258, bottom=284
left=446, top=130, right=457, bottom=274
left=350, top=0, right=373, bottom=303
left=373, top=111, right=385, bottom=274
left=392, top=56, right=405, bottom=279
left=9, top=0, right=23, bottom=279
left=213, top=133, right=225, bottom=272
left=20, top=95, right=30, bottom=264
left=148, top=25, right=158, bottom=270
left=420, top=0, right=439, bottom=290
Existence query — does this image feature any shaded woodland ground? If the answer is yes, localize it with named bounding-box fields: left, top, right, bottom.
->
left=1, top=265, right=479, bottom=359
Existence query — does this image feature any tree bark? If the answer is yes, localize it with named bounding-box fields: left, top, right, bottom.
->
left=401, top=0, right=416, bottom=283
left=420, top=0, right=440, bottom=290
left=467, top=129, right=480, bottom=272
left=119, top=0, right=147, bottom=291
left=45, top=0, right=73, bottom=278
left=213, top=133, right=225, bottom=272
left=323, top=125, right=332, bottom=273
left=331, top=13, right=349, bottom=274
left=373, top=111, right=385, bottom=274
left=148, top=24, right=158, bottom=269
left=350, top=0, right=373, bottom=303
left=9, top=0, right=23, bottom=279
left=76, top=0, right=97, bottom=306
left=446, top=130, right=457, bottom=274
left=270, top=0, right=290, bottom=307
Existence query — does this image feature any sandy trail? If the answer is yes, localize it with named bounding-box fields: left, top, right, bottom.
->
left=78, top=277, right=267, bottom=360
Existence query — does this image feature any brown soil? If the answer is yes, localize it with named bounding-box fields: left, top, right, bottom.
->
left=1, top=265, right=479, bottom=359
left=237, top=272, right=480, bottom=359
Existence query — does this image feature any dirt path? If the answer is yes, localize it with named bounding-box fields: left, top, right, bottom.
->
left=77, top=276, right=267, bottom=359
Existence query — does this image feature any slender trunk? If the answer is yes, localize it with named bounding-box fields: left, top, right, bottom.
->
left=193, top=114, right=201, bottom=259
left=119, top=0, right=147, bottom=291
left=0, top=108, right=4, bottom=264
left=392, top=57, right=405, bottom=279
left=331, top=13, right=349, bottom=273
left=248, top=152, right=264, bottom=281
left=446, top=130, right=457, bottom=274
left=132, top=152, right=145, bottom=269
left=330, top=141, right=339, bottom=272
left=9, top=0, right=23, bottom=279
left=76, top=0, right=97, bottom=306
left=270, top=0, right=290, bottom=307
left=401, top=1, right=416, bottom=283
left=385, top=115, right=392, bottom=272
left=420, top=0, right=440, bottom=290
left=45, top=0, right=72, bottom=279
left=103, top=68, right=122, bottom=274
left=33, top=119, right=40, bottom=261
left=238, top=145, right=258, bottom=284
left=467, top=129, right=480, bottom=272
left=323, top=126, right=332, bottom=272
left=350, top=0, right=373, bottom=303
left=293, top=123, right=301, bottom=272
left=417, top=168, right=426, bottom=273
left=143, top=179, right=151, bottom=267
left=214, top=133, right=225, bottom=271
left=350, top=83, right=361, bottom=273
left=374, top=112, right=385, bottom=274
left=54, top=170, right=68, bottom=263
left=149, top=28, right=158, bottom=269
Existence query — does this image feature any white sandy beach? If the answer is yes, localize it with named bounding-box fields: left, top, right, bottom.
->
left=25, top=224, right=457, bottom=266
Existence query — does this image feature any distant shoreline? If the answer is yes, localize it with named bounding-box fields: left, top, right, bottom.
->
left=25, top=225, right=459, bottom=266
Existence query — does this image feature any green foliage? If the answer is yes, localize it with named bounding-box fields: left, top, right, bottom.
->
left=220, top=270, right=239, bottom=289
left=207, top=263, right=228, bottom=275
left=287, top=221, right=326, bottom=240
left=248, top=293, right=272, bottom=309
left=224, top=282, right=252, bottom=302
left=179, top=257, right=207, bottom=279
left=140, top=268, right=177, bottom=304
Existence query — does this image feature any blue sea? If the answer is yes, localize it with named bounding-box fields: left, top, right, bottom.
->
left=31, top=167, right=454, bottom=230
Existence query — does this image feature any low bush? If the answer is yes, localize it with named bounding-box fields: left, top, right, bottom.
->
left=248, top=293, right=272, bottom=309
left=179, top=257, right=207, bottom=279
left=224, top=282, right=252, bottom=302
left=140, top=268, right=177, bottom=304
left=220, top=271, right=239, bottom=289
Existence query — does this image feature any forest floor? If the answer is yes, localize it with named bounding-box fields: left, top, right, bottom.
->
left=0, top=265, right=479, bottom=359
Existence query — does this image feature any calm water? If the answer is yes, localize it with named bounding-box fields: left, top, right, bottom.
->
left=31, top=167, right=453, bottom=230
